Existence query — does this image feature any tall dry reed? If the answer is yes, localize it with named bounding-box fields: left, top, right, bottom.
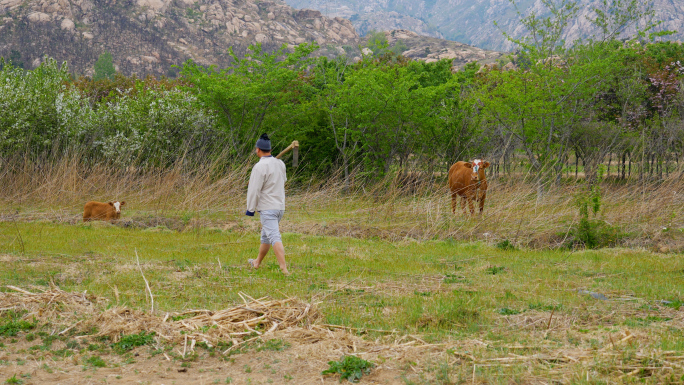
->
left=1, top=155, right=683, bottom=250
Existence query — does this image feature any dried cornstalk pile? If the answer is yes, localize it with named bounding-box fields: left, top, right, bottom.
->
left=90, top=292, right=321, bottom=353
left=0, top=286, right=320, bottom=353
left=0, top=285, right=103, bottom=309
left=0, top=285, right=106, bottom=329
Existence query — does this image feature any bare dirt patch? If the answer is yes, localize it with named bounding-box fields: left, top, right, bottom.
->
left=2, top=285, right=684, bottom=384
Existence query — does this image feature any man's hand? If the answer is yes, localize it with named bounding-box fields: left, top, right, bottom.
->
left=245, top=210, right=255, bottom=217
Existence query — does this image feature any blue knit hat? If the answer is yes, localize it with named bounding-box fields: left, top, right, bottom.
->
left=256, top=133, right=271, bottom=151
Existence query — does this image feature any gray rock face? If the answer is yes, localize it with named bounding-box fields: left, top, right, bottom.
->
left=60, top=18, right=75, bottom=31
left=375, top=30, right=505, bottom=69
left=352, top=11, right=443, bottom=39
left=0, top=0, right=362, bottom=76
left=0, top=0, right=510, bottom=76
left=284, top=0, right=684, bottom=51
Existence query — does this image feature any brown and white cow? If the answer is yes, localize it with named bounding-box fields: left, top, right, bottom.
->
left=83, top=201, right=126, bottom=222
left=448, top=159, right=490, bottom=215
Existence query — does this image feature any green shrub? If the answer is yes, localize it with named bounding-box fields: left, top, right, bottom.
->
left=571, top=167, right=624, bottom=248
left=5, top=375, right=23, bottom=384
left=256, top=339, right=290, bottom=352
left=495, top=239, right=516, bottom=250
left=486, top=266, right=505, bottom=275
left=112, top=331, right=155, bottom=353
left=322, top=355, right=374, bottom=383
left=498, top=308, right=521, bottom=316
left=0, top=316, right=36, bottom=337
left=84, top=356, right=107, bottom=368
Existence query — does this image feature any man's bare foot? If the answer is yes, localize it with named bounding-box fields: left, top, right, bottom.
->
left=248, top=259, right=259, bottom=269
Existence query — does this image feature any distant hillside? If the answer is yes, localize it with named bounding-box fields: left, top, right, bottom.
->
left=0, top=0, right=360, bottom=76
left=369, top=29, right=505, bottom=69
left=0, top=0, right=511, bottom=76
left=284, top=0, right=684, bottom=51
left=284, top=0, right=444, bottom=39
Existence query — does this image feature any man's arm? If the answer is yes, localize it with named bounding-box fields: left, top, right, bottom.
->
left=246, top=164, right=264, bottom=215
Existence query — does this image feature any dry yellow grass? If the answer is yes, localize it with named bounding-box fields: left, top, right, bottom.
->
left=2, top=156, right=683, bottom=251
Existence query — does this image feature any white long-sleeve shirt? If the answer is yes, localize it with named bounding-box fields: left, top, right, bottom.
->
left=246, top=156, right=287, bottom=212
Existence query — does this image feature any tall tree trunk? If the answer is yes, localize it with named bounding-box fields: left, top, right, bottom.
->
left=343, top=157, right=349, bottom=193
left=649, top=153, right=655, bottom=178
left=665, top=154, right=669, bottom=179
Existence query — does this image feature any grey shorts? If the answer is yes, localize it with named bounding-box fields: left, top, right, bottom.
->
left=260, top=210, right=284, bottom=245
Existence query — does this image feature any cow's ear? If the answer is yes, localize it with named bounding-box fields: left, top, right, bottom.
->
left=482, top=161, right=491, bottom=169
left=120, top=201, right=126, bottom=206
left=108, top=202, right=114, bottom=206
left=465, top=162, right=473, bottom=168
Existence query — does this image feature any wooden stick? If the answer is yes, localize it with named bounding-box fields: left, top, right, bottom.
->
left=6, top=285, right=35, bottom=295
left=58, top=320, right=82, bottom=335
left=135, top=249, right=154, bottom=313
left=321, top=324, right=397, bottom=334
left=266, top=321, right=279, bottom=334
left=276, top=141, right=299, bottom=159
left=276, top=141, right=299, bottom=167
left=222, top=336, right=261, bottom=355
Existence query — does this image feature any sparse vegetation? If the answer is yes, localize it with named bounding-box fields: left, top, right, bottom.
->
left=0, top=313, right=35, bottom=337
left=112, top=332, right=156, bottom=353
left=4, top=375, right=22, bottom=385
left=84, top=355, right=107, bottom=368
left=256, top=339, right=290, bottom=352
left=322, top=355, right=374, bottom=383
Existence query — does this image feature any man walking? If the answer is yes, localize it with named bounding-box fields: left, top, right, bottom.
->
left=246, top=133, right=290, bottom=275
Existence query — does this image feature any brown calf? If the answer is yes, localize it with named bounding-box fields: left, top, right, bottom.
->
left=448, top=160, right=490, bottom=215
left=83, top=201, right=126, bottom=222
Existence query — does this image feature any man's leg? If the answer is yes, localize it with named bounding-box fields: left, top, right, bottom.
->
left=272, top=242, right=289, bottom=275
left=252, top=243, right=270, bottom=268
left=253, top=210, right=289, bottom=274
left=251, top=215, right=272, bottom=269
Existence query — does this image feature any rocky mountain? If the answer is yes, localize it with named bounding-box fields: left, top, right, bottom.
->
left=283, top=0, right=443, bottom=39
left=377, top=29, right=505, bottom=68
left=351, top=11, right=443, bottom=39
left=0, top=0, right=359, bottom=76
left=284, top=0, right=684, bottom=51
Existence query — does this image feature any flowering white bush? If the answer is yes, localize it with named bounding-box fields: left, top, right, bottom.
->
left=93, top=89, right=217, bottom=166
left=0, top=57, right=69, bottom=155
left=0, top=57, right=220, bottom=167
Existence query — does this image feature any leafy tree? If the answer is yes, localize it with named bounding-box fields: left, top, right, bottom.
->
left=365, top=30, right=389, bottom=55
left=365, top=30, right=408, bottom=58
left=180, top=43, right=318, bottom=159
left=93, top=51, right=116, bottom=81
left=484, top=0, right=669, bottom=193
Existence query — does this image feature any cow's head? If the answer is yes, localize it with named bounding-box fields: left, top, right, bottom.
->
left=471, top=159, right=491, bottom=180
left=108, top=201, right=126, bottom=219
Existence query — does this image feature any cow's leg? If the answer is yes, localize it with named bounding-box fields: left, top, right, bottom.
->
left=467, top=196, right=475, bottom=215
left=479, top=192, right=486, bottom=214
left=451, top=192, right=457, bottom=214
left=461, top=196, right=467, bottom=215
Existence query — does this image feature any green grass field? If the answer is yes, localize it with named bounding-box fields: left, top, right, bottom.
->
left=1, top=221, right=683, bottom=383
